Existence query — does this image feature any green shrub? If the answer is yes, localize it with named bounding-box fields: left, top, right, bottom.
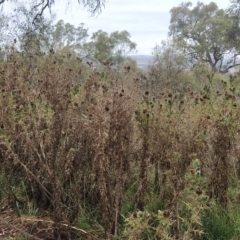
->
left=202, top=204, right=240, bottom=240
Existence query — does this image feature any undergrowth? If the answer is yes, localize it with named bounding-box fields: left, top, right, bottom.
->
left=1, top=46, right=240, bottom=239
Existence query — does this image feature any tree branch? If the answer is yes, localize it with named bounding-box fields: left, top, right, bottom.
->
left=220, top=63, right=240, bottom=74
left=32, top=0, right=52, bottom=24
left=0, top=0, right=105, bottom=17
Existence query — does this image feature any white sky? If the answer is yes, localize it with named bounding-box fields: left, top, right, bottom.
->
left=53, top=0, right=231, bottom=55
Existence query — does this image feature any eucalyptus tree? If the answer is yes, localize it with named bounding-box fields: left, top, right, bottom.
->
left=148, top=39, right=191, bottom=93
left=9, top=3, right=53, bottom=56
left=169, top=1, right=240, bottom=73
left=226, top=0, right=240, bottom=51
left=84, top=30, right=137, bottom=67
left=0, top=13, right=9, bottom=60
left=50, top=20, right=88, bottom=55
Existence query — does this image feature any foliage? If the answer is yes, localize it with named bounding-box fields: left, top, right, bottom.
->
left=0, top=8, right=137, bottom=68
left=226, top=0, right=240, bottom=51
left=202, top=203, right=240, bottom=240
left=1, top=44, right=240, bottom=239
left=148, top=39, right=193, bottom=93
left=169, top=1, right=240, bottom=73
left=50, top=20, right=89, bottom=55
left=85, top=30, right=137, bottom=66
left=3, top=2, right=54, bottom=56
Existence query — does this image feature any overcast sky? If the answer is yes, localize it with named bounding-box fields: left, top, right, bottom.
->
left=53, top=0, right=231, bottom=55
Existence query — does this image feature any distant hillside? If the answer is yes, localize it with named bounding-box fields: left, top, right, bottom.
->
left=129, top=55, right=153, bottom=70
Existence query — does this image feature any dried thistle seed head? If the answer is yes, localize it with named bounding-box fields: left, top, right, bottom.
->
left=102, top=87, right=108, bottom=93
left=124, top=66, right=130, bottom=72
left=163, top=210, right=170, bottom=218
left=222, top=80, right=227, bottom=85
left=190, top=169, right=195, bottom=175
left=133, top=211, right=137, bottom=218
left=134, top=110, right=140, bottom=115
left=203, top=94, right=210, bottom=100
left=196, top=187, right=202, bottom=195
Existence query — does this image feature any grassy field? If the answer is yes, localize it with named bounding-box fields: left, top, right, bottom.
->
left=0, top=48, right=240, bottom=239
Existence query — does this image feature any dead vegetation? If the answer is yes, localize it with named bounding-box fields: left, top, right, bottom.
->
left=1, top=46, right=240, bottom=239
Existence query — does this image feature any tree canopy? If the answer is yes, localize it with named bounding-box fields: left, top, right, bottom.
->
left=226, top=0, right=240, bottom=50
left=169, top=1, right=240, bottom=73
left=149, top=39, right=192, bottom=93
left=50, top=20, right=88, bottom=54
left=0, top=0, right=105, bottom=18
left=85, top=30, right=137, bottom=65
